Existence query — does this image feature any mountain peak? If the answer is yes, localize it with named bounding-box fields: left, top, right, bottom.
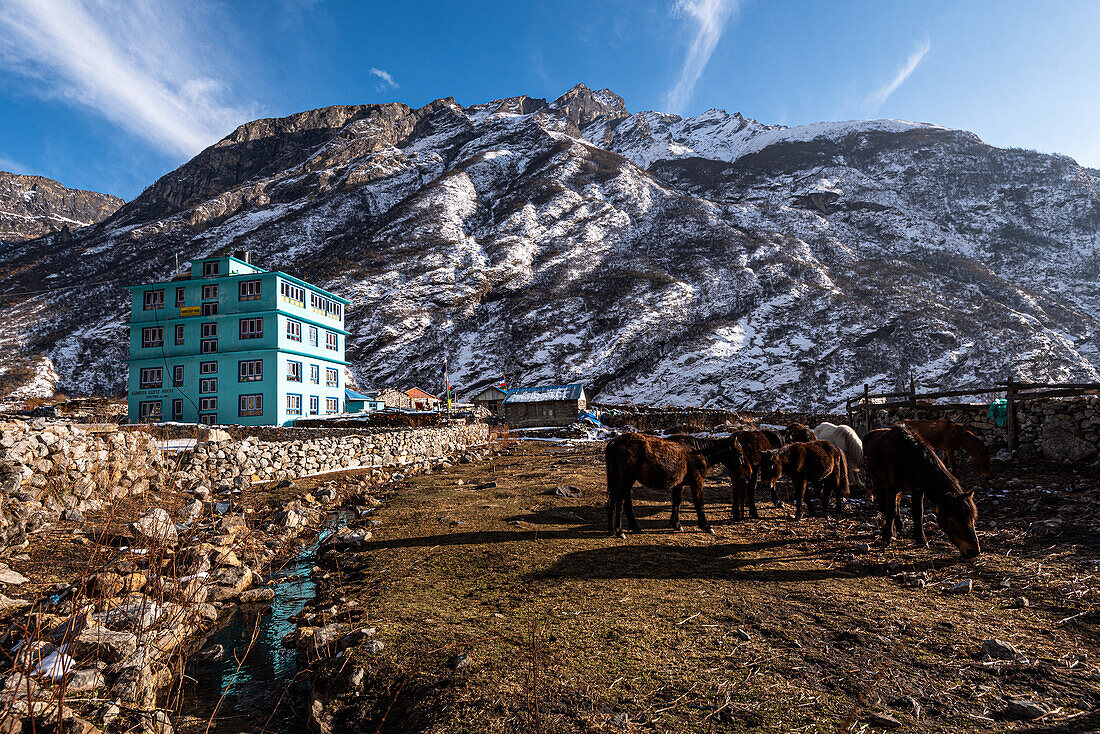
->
left=550, top=83, right=628, bottom=128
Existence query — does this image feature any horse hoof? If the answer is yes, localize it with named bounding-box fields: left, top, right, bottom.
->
left=703, top=527, right=716, bottom=536
left=614, top=530, right=626, bottom=540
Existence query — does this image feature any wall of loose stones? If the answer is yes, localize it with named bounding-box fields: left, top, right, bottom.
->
left=859, top=395, right=1100, bottom=463
left=0, top=419, right=169, bottom=545
left=178, top=422, right=491, bottom=484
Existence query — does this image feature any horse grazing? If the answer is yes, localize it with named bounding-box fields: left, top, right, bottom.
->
left=785, top=423, right=817, bottom=443
left=722, top=430, right=790, bottom=518
left=864, top=426, right=980, bottom=558
left=667, top=434, right=751, bottom=517
left=605, top=433, right=713, bottom=538
left=758, top=440, right=849, bottom=519
left=899, top=419, right=991, bottom=478
left=759, top=429, right=786, bottom=449
left=813, top=422, right=868, bottom=495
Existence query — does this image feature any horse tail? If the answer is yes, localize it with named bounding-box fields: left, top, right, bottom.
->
left=837, top=451, right=850, bottom=497
left=605, top=441, right=620, bottom=497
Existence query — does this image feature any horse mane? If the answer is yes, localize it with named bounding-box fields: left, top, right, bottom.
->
left=954, top=425, right=989, bottom=455
left=895, top=427, right=966, bottom=498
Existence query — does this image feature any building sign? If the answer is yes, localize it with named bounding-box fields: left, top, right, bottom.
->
left=180, top=306, right=201, bottom=317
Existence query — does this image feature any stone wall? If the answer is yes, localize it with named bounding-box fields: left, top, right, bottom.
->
left=853, top=395, right=1100, bottom=463
left=0, top=419, right=169, bottom=546
left=178, top=422, right=490, bottom=483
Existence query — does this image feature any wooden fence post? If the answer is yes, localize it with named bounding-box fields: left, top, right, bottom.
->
left=862, top=383, right=871, bottom=434
left=1006, top=374, right=1018, bottom=453
left=909, top=377, right=916, bottom=409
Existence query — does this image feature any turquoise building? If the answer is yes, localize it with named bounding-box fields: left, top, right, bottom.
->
left=125, top=253, right=350, bottom=426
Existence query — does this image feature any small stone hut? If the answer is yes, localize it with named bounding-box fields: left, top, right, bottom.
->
left=470, top=386, right=508, bottom=415
left=502, top=383, right=586, bottom=427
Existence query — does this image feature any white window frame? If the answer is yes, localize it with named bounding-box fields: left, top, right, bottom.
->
left=200, top=378, right=217, bottom=394
left=139, top=367, right=162, bottom=389
left=286, top=394, right=302, bottom=415
left=174, top=324, right=185, bottom=345
left=143, top=289, right=164, bottom=311
left=309, top=364, right=320, bottom=384
left=325, top=331, right=338, bottom=351
left=172, top=399, right=183, bottom=421
left=239, top=359, right=263, bottom=382
left=139, top=401, right=162, bottom=421
left=201, top=339, right=218, bottom=354
left=326, top=397, right=339, bottom=414
left=286, top=319, right=302, bottom=342
left=202, top=284, right=219, bottom=300
left=203, top=261, right=220, bottom=277
left=280, top=281, right=305, bottom=306
left=200, top=361, right=218, bottom=374
left=172, top=365, right=184, bottom=387
left=201, top=322, right=217, bottom=338
left=201, top=302, right=219, bottom=316
left=325, top=367, right=339, bottom=388
left=141, top=326, right=164, bottom=348
left=309, top=396, right=319, bottom=415
left=239, top=394, right=263, bottom=417
left=239, top=317, right=263, bottom=339
left=175, top=287, right=185, bottom=307
left=287, top=360, right=302, bottom=382
left=239, top=279, right=262, bottom=301
left=308, top=325, right=318, bottom=346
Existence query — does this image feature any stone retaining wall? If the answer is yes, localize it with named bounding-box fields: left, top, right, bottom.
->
left=855, top=395, right=1100, bottom=463
left=0, top=420, right=168, bottom=546
left=178, top=422, right=490, bottom=483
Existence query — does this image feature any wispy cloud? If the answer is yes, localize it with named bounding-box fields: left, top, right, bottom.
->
left=864, top=39, right=931, bottom=112
left=664, top=0, right=739, bottom=115
left=0, top=155, right=32, bottom=175
left=0, top=0, right=259, bottom=158
left=369, top=67, right=399, bottom=91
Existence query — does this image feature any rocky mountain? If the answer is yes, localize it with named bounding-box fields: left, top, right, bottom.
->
left=0, top=172, right=122, bottom=244
left=0, top=83, right=1098, bottom=410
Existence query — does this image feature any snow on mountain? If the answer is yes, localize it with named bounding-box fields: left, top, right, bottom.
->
left=0, top=172, right=122, bottom=244
left=0, top=84, right=1097, bottom=410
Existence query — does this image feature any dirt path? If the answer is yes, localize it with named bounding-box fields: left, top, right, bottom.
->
left=313, top=440, right=1100, bottom=733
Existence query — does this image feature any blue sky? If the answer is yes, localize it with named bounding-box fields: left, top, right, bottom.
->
left=1, top=0, right=1098, bottom=200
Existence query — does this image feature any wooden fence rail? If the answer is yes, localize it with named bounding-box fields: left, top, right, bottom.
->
left=846, top=376, right=1100, bottom=451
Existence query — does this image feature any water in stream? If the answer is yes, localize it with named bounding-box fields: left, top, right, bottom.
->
left=178, top=516, right=346, bottom=733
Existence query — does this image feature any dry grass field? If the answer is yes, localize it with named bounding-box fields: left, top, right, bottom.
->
left=308, top=439, right=1100, bottom=733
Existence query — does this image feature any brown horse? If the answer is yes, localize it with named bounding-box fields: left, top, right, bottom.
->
left=758, top=440, right=849, bottom=519
left=784, top=423, right=817, bottom=443
left=667, top=434, right=751, bottom=517
left=725, top=430, right=788, bottom=518
left=864, top=426, right=980, bottom=557
left=605, top=433, right=713, bottom=538
left=899, top=419, right=991, bottom=478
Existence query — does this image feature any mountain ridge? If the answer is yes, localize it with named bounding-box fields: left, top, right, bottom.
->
left=0, top=171, right=123, bottom=244
left=0, top=83, right=1097, bottom=410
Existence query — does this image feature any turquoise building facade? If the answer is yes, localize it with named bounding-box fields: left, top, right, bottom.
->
left=125, top=254, right=350, bottom=426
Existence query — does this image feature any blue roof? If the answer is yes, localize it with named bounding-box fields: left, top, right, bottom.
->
left=345, top=388, right=372, bottom=401
left=502, top=383, right=585, bottom=404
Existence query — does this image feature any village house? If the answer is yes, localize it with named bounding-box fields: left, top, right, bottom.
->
left=363, top=388, right=412, bottom=410
left=344, top=388, right=386, bottom=413
left=501, top=383, right=587, bottom=427
left=469, top=385, right=508, bottom=415
left=124, top=252, right=350, bottom=426
left=406, top=387, right=441, bottom=411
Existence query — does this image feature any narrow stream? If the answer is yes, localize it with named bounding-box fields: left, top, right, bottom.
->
left=178, top=512, right=349, bottom=733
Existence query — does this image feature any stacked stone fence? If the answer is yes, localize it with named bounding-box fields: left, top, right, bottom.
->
left=0, top=419, right=170, bottom=546
left=853, top=395, right=1100, bottom=463
left=177, top=422, right=491, bottom=484
left=0, top=419, right=490, bottom=547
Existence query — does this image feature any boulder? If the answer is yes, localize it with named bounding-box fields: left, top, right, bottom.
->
left=131, top=508, right=178, bottom=546
left=73, top=626, right=138, bottom=663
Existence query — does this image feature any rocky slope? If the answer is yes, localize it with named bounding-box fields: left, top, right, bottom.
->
left=0, top=84, right=1097, bottom=410
left=0, top=172, right=122, bottom=243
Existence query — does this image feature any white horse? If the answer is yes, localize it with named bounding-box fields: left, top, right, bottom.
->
left=814, top=422, right=864, bottom=486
